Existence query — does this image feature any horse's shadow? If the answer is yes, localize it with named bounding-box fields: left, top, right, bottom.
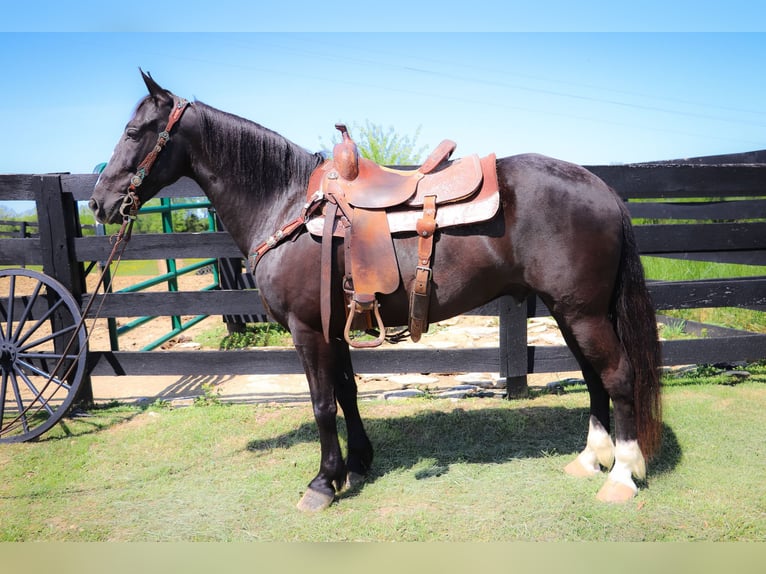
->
left=247, top=403, right=681, bottom=487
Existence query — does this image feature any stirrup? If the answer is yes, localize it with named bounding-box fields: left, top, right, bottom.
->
left=344, top=298, right=386, bottom=349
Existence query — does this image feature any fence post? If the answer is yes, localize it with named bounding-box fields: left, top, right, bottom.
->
left=35, top=176, right=84, bottom=299
left=498, top=295, right=528, bottom=398
left=35, top=175, right=93, bottom=405
left=218, top=257, right=248, bottom=333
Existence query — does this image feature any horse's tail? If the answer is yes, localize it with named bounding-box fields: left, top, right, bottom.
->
left=612, top=202, right=663, bottom=460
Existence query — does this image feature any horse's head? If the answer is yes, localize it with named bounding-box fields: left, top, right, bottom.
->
left=89, top=70, right=191, bottom=224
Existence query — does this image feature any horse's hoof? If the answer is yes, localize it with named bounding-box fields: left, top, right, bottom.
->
left=564, top=457, right=600, bottom=478
left=345, top=471, right=366, bottom=490
left=296, top=488, right=334, bottom=512
left=596, top=479, right=637, bottom=503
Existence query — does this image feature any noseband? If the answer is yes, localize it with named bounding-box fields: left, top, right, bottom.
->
left=120, top=97, right=191, bottom=220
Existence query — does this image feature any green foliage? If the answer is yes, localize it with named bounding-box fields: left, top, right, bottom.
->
left=193, top=383, right=224, bottom=407
left=322, top=120, right=428, bottom=165
left=658, top=318, right=693, bottom=340
left=150, top=398, right=173, bottom=410
left=219, top=323, right=292, bottom=349
left=178, top=211, right=208, bottom=233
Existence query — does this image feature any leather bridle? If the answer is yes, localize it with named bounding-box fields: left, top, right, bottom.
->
left=119, top=97, right=191, bottom=221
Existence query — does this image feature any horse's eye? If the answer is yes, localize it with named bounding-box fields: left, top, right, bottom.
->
left=125, top=128, right=140, bottom=140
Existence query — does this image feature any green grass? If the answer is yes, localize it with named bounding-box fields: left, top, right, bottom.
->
left=108, top=259, right=162, bottom=276
left=658, top=318, right=696, bottom=340
left=194, top=324, right=229, bottom=348
left=1, top=368, right=764, bottom=542
left=1, top=261, right=167, bottom=276
left=109, top=258, right=215, bottom=277
left=642, top=256, right=766, bottom=334
left=219, top=323, right=292, bottom=349
left=195, top=323, right=293, bottom=349
left=642, top=256, right=766, bottom=282
left=3, top=260, right=196, bottom=277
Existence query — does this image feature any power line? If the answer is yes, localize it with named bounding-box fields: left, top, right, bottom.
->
left=74, top=34, right=766, bottom=148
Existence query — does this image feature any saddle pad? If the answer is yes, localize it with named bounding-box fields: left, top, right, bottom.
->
left=306, top=189, right=499, bottom=237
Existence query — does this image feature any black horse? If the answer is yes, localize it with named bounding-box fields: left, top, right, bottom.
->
left=90, top=71, right=661, bottom=511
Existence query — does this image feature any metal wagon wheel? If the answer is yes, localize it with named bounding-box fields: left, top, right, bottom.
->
left=0, top=268, right=88, bottom=443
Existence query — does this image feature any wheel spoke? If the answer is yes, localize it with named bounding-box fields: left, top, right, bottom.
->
left=18, top=322, right=79, bottom=354
left=8, top=370, right=30, bottom=435
left=15, top=368, right=56, bottom=416
left=19, top=352, right=81, bottom=361
left=13, top=297, right=67, bottom=348
left=16, top=359, right=71, bottom=393
left=0, top=370, right=8, bottom=430
left=11, top=279, right=44, bottom=344
left=5, top=274, right=15, bottom=342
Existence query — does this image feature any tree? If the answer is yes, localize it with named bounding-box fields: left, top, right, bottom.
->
left=321, top=120, right=428, bottom=165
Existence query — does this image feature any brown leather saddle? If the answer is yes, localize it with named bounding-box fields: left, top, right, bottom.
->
left=309, top=124, right=500, bottom=348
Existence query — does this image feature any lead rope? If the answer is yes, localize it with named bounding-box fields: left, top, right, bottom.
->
left=6, top=99, right=187, bottom=435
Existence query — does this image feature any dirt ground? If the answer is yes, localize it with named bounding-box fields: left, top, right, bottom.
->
left=82, top=266, right=224, bottom=351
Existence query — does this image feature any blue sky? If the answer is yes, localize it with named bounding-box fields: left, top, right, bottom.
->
left=2, top=4, right=766, bottom=212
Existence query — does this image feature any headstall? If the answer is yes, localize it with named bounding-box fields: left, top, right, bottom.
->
left=119, top=97, right=191, bottom=221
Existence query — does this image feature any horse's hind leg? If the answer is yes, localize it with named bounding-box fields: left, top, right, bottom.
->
left=563, top=361, right=615, bottom=477
left=557, top=314, right=646, bottom=502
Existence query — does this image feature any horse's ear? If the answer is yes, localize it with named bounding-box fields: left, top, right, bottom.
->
left=140, top=68, right=169, bottom=101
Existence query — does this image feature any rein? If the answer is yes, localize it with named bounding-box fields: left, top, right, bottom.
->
left=4, top=98, right=191, bottom=432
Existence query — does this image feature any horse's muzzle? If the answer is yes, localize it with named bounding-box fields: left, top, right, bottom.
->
left=88, top=197, right=106, bottom=224
left=88, top=196, right=120, bottom=225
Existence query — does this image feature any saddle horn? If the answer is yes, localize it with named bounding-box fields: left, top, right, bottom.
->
left=333, top=123, right=359, bottom=181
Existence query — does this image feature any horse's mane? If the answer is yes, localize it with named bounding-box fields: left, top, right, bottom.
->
left=194, top=101, right=322, bottom=198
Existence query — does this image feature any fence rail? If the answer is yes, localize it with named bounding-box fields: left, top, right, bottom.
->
left=2, top=149, right=765, bottom=398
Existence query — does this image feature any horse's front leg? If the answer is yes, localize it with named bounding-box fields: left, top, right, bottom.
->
left=291, top=326, right=372, bottom=511
left=333, top=337, right=374, bottom=487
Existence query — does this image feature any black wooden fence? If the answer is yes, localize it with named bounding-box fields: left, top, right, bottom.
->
left=0, top=219, right=37, bottom=239
left=1, top=150, right=765, bottom=399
